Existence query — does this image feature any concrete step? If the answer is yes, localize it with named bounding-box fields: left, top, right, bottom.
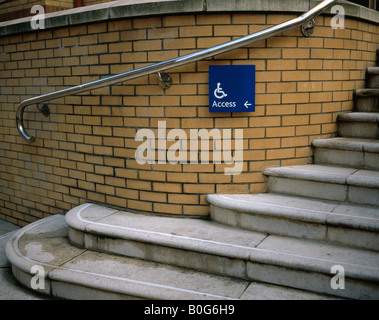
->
left=63, top=204, right=379, bottom=299
left=312, top=137, right=379, bottom=170
left=337, top=112, right=379, bottom=139
left=262, top=164, right=379, bottom=206
left=6, top=214, right=338, bottom=300
left=207, top=193, right=379, bottom=252
left=354, top=89, right=379, bottom=112
left=1, top=230, right=48, bottom=300
left=367, top=67, right=379, bottom=88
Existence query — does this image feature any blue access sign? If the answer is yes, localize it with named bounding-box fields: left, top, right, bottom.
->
left=209, top=65, right=255, bottom=113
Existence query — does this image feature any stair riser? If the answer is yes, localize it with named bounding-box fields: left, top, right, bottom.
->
left=11, top=265, right=51, bottom=297
left=68, top=227, right=248, bottom=280
left=68, top=228, right=377, bottom=300
left=11, top=265, right=136, bottom=300
left=12, top=263, right=211, bottom=300
left=267, top=176, right=379, bottom=206
left=348, top=186, right=379, bottom=207
left=338, top=121, right=379, bottom=139
left=212, top=205, right=326, bottom=241
left=268, top=177, right=347, bottom=202
left=314, top=148, right=379, bottom=170
left=49, top=281, right=138, bottom=300
left=247, top=262, right=379, bottom=300
left=354, top=96, right=379, bottom=112
left=210, top=205, right=379, bottom=252
left=368, top=74, right=379, bottom=88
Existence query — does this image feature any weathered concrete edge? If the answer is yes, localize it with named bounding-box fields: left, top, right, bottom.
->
left=0, top=0, right=378, bottom=37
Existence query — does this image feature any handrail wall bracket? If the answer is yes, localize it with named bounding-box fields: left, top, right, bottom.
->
left=15, top=0, right=338, bottom=143
left=158, top=72, right=172, bottom=90
left=301, top=19, right=316, bottom=37
left=38, top=104, right=50, bottom=117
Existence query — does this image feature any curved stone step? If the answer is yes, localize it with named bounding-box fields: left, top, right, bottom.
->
left=6, top=214, right=341, bottom=300
left=262, top=164, right=379, bottom=206
left=5, top=215, right=249, bottom=300
left=312, top=137, right=379, bottom=170
left=63, top=203, right=379, bottom=299
left=206, top=193, right=379, bottom=252
left=66, top=203, right=268, bottom=280
left=338, top=112, right=379, bottom=139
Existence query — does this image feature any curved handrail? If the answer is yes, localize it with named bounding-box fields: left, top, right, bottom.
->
left=16, top=0, right=337, bottom=143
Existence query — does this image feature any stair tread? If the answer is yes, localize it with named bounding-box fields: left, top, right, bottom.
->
left=66, top=203, right=267, bottom=255
left=355, top=88, right=379, bottom=97
left=312, top=137, right=379, bottom=153
left=263, top=164, right=379, bottom=188
left=367, top=67, right=379, bottom=74
left=63, top=204, right=379, bottom=283
left=6, top=214, right=335, bottom=300
left=338, top=112, right=379, bottom=122
left=207, top=193, right=379, bottom=232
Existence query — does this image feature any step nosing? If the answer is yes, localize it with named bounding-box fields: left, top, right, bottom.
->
left=263, top=165, right=379, bottom=188
left=48, top=267, right=239, bottom=300
left=329, top=211, right=379, bottom=224
left=338, top=112, right=379, bottom=122
left=355, top=88, right=379, bottom=96
left=312, top=138, right=379, bottom=152
left=263, top=167, right=351, bottom=184
left=250, top=246, right=379, bottom=275
left=367, top=67, right=379, bottom=74
left=215, top=194, right=332, bottom=216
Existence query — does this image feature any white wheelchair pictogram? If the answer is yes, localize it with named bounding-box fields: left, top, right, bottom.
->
left=214, top=82, right=228, bottom=99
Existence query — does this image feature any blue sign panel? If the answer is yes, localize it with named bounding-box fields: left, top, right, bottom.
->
left=209, top=65, right=255, bottom=113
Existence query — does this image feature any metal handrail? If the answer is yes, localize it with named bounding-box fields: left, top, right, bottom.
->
left=16, top=0, right=337, bottom=143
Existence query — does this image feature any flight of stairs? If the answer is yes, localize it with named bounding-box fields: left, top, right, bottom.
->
left=5, top=51, right=379, bottom=300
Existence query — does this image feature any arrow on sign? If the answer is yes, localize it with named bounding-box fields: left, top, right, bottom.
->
left=244, top=101, right=252, bottom=109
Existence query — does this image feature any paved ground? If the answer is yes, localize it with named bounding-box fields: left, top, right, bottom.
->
left=0, top=220, right=47, bottom=300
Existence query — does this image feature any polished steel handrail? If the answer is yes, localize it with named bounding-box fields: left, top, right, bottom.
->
left=16, top=0, right=337, bottom=143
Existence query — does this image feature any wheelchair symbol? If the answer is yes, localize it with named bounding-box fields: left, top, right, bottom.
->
left=214, top=83, right=228, bottom=99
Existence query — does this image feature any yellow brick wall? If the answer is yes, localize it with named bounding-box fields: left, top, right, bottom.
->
left=0, top=0, right=104, bottom=16
left=0, top=0, right=74, bottom=13
left=0, top=13, right=378, bottom=225
left=0, top=0, right=74, bottom=21
left=83, top=0, right=111, bottom=5
left=0, top=0, right=45, bottom=15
